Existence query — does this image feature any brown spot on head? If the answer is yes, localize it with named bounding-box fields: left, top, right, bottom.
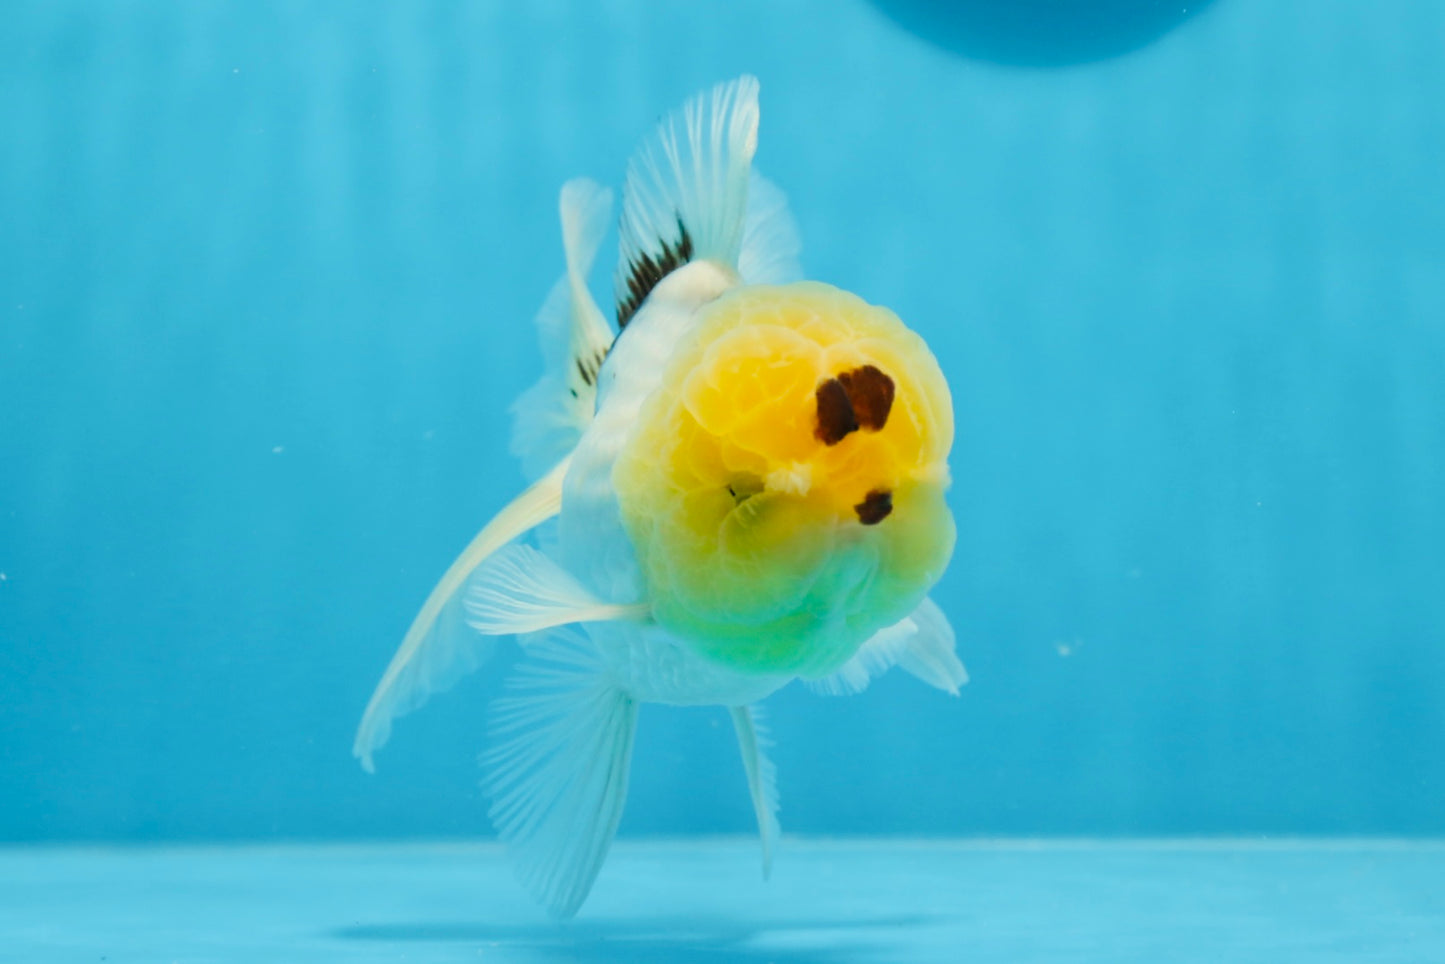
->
left=837, top=365, right=894, bottom=431
left=855, top=489, right=893, bottom=525
left=814, top=377, right=859, bottom=445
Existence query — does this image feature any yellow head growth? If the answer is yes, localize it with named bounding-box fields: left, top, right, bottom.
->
left=613, top=281, right=955, bottom=677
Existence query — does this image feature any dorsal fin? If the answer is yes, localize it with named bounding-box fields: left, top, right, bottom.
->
left=616, top=218, right=693, bottom=327
left=614, top=76, right=760, bottom=328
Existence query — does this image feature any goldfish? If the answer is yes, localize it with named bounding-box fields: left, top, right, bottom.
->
left=353, top=76, right=964, bottom=918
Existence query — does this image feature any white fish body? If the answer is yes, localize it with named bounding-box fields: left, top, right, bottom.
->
left=354, top=76, right=965, bottom=919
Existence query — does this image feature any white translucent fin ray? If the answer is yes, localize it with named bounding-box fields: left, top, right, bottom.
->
left=615, top=75, right=760, bottom=325
left=484, top=629, right=639, bottom=919
left=560, top=179, right=616, bottom=399
left=805, top=619, right=917, bottom=697
left=510, top=179, right=615, bottom=480
left=352, top=458, right=570, bottom=773
left=896, top=597, right=968, bottom=695
left=464, top=544, right=648, bottom=637
left=729, top=705, right=781, bottom=879
left=507, top=284, right=577, bottom=481
left=805, top=597, right=967, bottom=697
left=738, top=172, right=802, bottom=285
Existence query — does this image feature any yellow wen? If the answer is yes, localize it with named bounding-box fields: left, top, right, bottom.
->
left=614, top=282, right=955, bottom=677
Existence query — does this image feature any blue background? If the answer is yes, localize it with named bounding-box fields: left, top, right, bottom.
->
left=2, top=0, right=1442, bottom=844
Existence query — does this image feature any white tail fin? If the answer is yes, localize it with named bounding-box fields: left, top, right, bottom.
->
left=352, top=458, right=569, bottom=773
left=464, top=544, right=648, bottom=636
left=614, top=76, right=761, bottom=327
left=730, top=705, right=781, bottom=879
left=804, top=597, right=967, bottom=697
left=510, top=179, right=616, bottom=480
left=485, top=629, right=639, bottom=919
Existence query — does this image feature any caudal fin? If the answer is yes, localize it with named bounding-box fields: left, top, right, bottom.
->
left=510, top=179, right=616, bottom=480
left=352, top=458, right=569, bottom=773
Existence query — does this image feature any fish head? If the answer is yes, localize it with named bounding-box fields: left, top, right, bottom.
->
left=615, top=281, right=955, bottom=676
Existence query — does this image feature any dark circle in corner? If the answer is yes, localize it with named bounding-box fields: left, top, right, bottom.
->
left=871, top=0, right=1219, bottom=68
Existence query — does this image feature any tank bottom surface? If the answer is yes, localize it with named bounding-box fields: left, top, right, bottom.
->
left=2, top=838, right=1440, bottom=963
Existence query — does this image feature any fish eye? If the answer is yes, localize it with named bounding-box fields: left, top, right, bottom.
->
left=813, top=365, right=895, bottom=446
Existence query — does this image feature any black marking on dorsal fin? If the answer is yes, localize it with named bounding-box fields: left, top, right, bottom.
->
left=616, top=216, right=693, bottom=329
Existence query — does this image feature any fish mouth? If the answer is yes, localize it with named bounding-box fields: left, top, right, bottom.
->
left=724, top=472, right=765, bottom=506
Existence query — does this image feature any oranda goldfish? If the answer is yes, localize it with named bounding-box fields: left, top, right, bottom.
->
left=354, top=76, right=963, bottom=918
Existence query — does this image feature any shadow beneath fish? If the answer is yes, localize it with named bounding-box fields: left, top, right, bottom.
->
left=332, top=914, right=932, bottom=963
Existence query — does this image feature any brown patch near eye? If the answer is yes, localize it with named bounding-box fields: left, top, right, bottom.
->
left=814, top=377, right=859, bottom=445
left=855, top=489, right=893, bottom=525
left=837, top=365, right=894, bottom=431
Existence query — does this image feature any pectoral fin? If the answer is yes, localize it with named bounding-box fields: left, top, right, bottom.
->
left=464, top=544, right=648, bottom=637
left=804, top=596, right=967, bottom=697
left=896, top=597, right=968, bottom=695
left=485, top=630, right=639, bottom=919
